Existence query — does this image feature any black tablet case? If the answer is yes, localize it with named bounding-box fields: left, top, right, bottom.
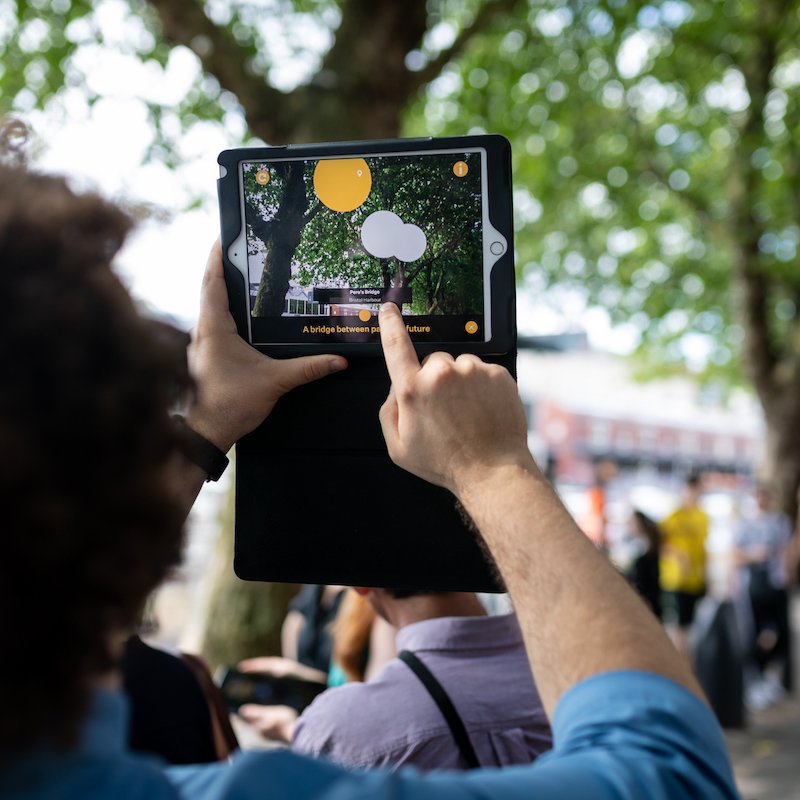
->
left=220, top=137, right=515, bottom=591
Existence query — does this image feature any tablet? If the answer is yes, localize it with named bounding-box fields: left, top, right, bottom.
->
left=216, top=136, right=515, bottom=592
left=218, top=135, right=514, bottom=358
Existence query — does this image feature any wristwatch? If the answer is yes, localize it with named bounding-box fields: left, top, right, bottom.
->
left=172, top=415, right=230, bottom=482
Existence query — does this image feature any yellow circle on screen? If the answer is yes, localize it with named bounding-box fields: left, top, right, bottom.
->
left=313, top=158, right=372, bottom=212
left=465, top=320, right=478, bottom=334
left=453, top=161, right=469, bottom=177
left=255, top=169, right=270, bottom=185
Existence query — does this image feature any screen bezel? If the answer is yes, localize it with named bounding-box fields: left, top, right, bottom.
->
left=218, top=135, right=515, bottom=358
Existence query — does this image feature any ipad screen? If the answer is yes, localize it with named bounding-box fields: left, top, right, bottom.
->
left=240, top=149, right=489, bottom=344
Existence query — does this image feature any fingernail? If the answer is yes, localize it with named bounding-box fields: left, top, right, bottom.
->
left=380, top=302, right=396, bottom=313
left=329, top=357, right=347, bottom=373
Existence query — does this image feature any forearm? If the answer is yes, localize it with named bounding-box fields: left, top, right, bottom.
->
left=292, top=663, right=328, bottom=684
left=166, top=408, right=233, bottom=522
left=164, top=453, right=214, bottom=522
left=374, top=303, right=704, bottom=717
left=458, top=462, right=704, bottom=716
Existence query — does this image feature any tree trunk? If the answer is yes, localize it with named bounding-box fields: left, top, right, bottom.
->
left=252, top=162, right=309, bottom=316
left=199, top=466, right=300, bottom=669
left=762, top=389, right=800, bottom=521
left=727, top=3, right=800, bottom=519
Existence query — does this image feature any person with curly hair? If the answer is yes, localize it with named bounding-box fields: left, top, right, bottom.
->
left=0, top=162, right=346, bottom=795
left=0, top=159, right=738, bottom=800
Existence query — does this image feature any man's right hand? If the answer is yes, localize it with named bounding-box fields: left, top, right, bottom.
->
left=238, top=703, right=298, bottom=744
left=377, top=302, right=535, bottom=497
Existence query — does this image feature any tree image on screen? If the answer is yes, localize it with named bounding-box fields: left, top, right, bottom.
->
left=244, top=152, right=483, bottom=318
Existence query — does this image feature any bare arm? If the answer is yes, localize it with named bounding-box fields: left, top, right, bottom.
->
left=238, top=656, right=327, bottom=685
left=376, top=303, right=703, bottom=717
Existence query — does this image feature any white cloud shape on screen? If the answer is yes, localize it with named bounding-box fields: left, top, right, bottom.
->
left=360, top=210, right=427, bottom=263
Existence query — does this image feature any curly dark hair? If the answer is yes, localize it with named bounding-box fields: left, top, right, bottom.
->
left=0, top=164, right=192, bottom=751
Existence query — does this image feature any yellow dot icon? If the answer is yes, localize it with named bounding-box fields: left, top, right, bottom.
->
left=313, top=158, right=372, bottom=212
left=453, top=161, right=468, bottom=178
left=255, top=169, right=270, bottom=185
left=358, top=309, right=372, bottom=322
left=465, top=320, right=478, bottom=334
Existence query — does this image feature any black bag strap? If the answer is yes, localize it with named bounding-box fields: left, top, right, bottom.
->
left=398, top=649, right=480, bottom=769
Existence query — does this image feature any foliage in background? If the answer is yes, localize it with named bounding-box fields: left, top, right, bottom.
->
left=405, top=0, right=800, bottom=512
left=2, top=0, right=798, bottom=572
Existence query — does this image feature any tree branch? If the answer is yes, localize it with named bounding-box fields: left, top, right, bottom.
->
left=410, top=0, right=527, bottom=91
left=144, top=0, right=294, bottom=143
left=245, top=201, right=275, bottom=244
left=303, top=200, right=323, bottom=225
left=405, top=235, right=460, bottom=285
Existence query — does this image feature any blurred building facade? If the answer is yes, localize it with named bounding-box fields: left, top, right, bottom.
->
left=519, top=334, right=764, bottom=488
left=517, top=335, right=765, bottom=583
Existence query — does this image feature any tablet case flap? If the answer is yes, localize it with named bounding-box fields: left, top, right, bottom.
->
left=233, top=357, right=511, bottom=591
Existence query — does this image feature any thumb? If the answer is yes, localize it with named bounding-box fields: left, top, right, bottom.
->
left=266, top=354, right=347, bottom=395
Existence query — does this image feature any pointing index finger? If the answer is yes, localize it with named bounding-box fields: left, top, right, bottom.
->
left=378, top=302, right=420, bottom=386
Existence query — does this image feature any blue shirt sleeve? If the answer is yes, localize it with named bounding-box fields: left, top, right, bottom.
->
left=167, top=671, right=739, bottom=800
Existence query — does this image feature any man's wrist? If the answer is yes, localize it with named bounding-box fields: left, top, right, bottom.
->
left=172, top=414, right=230, bottom=482
left=453, top=456, right=543, bottom=510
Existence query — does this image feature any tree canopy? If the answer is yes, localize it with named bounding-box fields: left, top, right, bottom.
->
left=3, top=0, right=798, bottom=513
left=243, top=152, right=483, bottom=316
left=405, top=0, right=800, bottom=510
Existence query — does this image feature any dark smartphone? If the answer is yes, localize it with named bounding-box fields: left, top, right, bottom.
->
left=216, top=667, right=326, bottom=713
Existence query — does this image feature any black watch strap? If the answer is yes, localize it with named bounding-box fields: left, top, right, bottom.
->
left=172, top=415, right=229, bottom=482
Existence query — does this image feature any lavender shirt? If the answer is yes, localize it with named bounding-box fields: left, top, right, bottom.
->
left=292, top=613, right=552, bottom=772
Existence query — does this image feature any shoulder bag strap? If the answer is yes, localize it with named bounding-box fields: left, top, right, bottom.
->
left=397, top=649, right=481, bottom=769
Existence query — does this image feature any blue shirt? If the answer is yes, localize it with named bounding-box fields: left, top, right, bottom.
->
left=1, top=671, right=740, bottom=800
left=0, top=692, right=179, bottom=800
left=171, top=670, right=739, bottom=800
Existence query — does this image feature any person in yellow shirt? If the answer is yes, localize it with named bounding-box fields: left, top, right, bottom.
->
left=660, top=474, right=709, bottom=654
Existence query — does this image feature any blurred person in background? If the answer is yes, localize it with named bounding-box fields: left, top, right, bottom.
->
left=327, top=589, right=397, bottom=686
left=734, top=483, right=793, bottom=708
left=238, top=588, right=395, bottom=741
left=624, top=510, right=662, bottom=620
left=579, top=460, right=616, bottom=552
left=660, top=474, right=709, bottom=654
left=237, top=585, right=347, bottom=692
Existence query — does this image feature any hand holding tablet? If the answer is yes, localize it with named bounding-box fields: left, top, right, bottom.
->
left=216, top=136, right=517, bottom=590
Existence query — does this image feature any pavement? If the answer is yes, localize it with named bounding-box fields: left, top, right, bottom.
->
left=722, top=589, right=800, bottom=800
left=726, top=694, right=800, bottom=800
